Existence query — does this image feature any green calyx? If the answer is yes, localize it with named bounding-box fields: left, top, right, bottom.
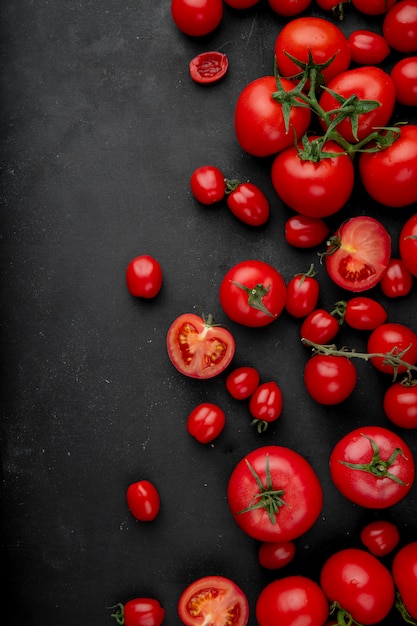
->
left=330, top=601, right=364, bottom=626
left=109, top=603, right=125, bottom=625
left=231, top=281, right=276, bottom=318
left=237, top=455, right=288, bottom=524
left=395, top=592, right=417, bottom=625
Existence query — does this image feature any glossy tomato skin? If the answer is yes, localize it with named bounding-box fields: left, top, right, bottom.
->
left=166, top=313, right=235, bottom=379
left=380, top=258, right=413, bottom=297
left=343, top=296, right=387, bottom=330
left=300, top=309, right=340, bottom=344
left=224, top=0, right=260, bottom=8
left=190, top=165, right=225, bottom=204
left=367, top=322, right=417, bottom=375
left=383, top=0, right=417, bottom=53
left=226, top=182, right=270, bottom=226
left=112, top=598, right=165, bottom=626
left=285, top=214, right=330, bottom=249
left=399, top=213, right=417, bottom=276
left=234, top=76, right=311, bottom=157
left=189, top=51, right=228, bottom=84
left=227, top=445, right=323, bottom=542
left=320, top=548, right=395, bottom=624
left=391, top=56, right=417, bottom=105
left=126, top=480, right=161, bottom=522
left=285, top=272, right=320, bottom=318
left=360, top=520, right=400, bottom=557
left=171, top=0, right=223, bottom=37
left=351, top=0, right=397, bottom=14
left=226, top=366, right=260, bottom=400
left=126, top=255, right=163, bottom=299
left=249, top=381, right=283, bottom=426
left=383, top=381, right=417, bottom=428
left=303, top=355, right=357, bottom=405
left=268, top=0, right=312, bottom=16
left=177, top=576, right=249, bottom=626
left=219, top=260, right=286, bottom=327
left=348, top=29, right=390, bottom=65
left=187, top=402, right=226, bottom=443
left=256, top=576, right=329, bottom=626
left=329, top=426, right=415, bottom=508
left=258, top=540, right=296, bottom=570
left=392, top=542, right=417, bottom=619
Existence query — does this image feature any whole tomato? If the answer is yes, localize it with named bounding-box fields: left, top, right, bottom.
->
left=126, top=255, right=163, bottom=299
left=335, top=296, right=387, bottom=330
left=285, top=265, right=320, bottom=319
left=258, top=540, right=296, bottom=569
left=360, top=520, right=400, bottom=557
left=284, top=214, right=330, bottom=249
left=367, top=322, right=417, bottom=375
left=187, top=402, right=226, bottom=443
left=110, top=598, right=165, bottom=626
left=190, top=165, right=225, bottom=204
left=383, top=380, right=417, bottom=428
left=383, top=0, right=417, bottom=53
left=380, top=258, right=413, bottom=298
left=126, top=480, right=161, bottom=522
left=178, top=576, right=249, bottom=626
left=249, top=381, right=283, bottom=431
left=300, top=309, right=340, bottom=344
left=303, top=354, right=357, bottom=405
left=226, top=180, right=270, bottom=226
left=392, top=542, right=417, bottom=620
left=390, top=56, right=417, bottom=106
left=226, top=366, right=260, bottom=400
left=348, top=29, right=390, bottom=65
left=399, top=213, right=417, bottom=276
left=171, top=0, right=223, bottom=37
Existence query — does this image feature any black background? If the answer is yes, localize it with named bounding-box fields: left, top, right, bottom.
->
left=1, top=1, right=416, bottom=625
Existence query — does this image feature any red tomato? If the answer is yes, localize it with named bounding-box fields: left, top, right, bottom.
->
left=110, top=598, right=165, bottom=626
left=359, top=125, right=417, bottom=207
left=126, top=480, right=161, bottom=522
left=285, top=267, right=320, bottom=318
left=360, top=520, right=400, bottom=557
left=271, top=137, right=354, bottom=218
left=303, top=354, right=357, bottom=405
left=267, top=0, right=312, bottom=16
left=171, top=0, right=223, bottom=37
left=351, top=0, right=397, bottom=14
left=226, top=366, right=260, bottom=400
left=380, top=257, right=413, bottom=297
left=300, top=309, right=340, bottom=344
left=320, top=548, right=395, bottom=624
left=340, top=296, right=388, bottom=330
left=399, top=212, right=417, bottom=276
left=392, top=541, right=417, bottom=620
left=187, top=402, right=226, bottom=443
left=383, top=380, right=417, bottom=428
left=190, top=165, right=225, bottom=204
left=258, top=541, right=296, bottom=570
left=227, top=445, right=323, bottom=542
left=189, top=51, right=228, bottom=84
left=256, top=576, right=329, bottom=626
left=330, top=425, right=415, bottom=508
left=219, top=260, right=286, bottom=327
left=391, top=56, right=417, bottom=105
left=126, top=255, right=163, bottom=299
left=249, top=381, right=283, bottom=431
left=383, top=0, right=417, bottom=52
left=348, top=30, right=391, bottom=65
left=166, top=312, right=235, bottom=379
left=226, top=181, right=270, bottom=226
left=177, top=576, right=249, bottom=626
left=224, top=0, right=260, bottom=7
left=285, top=214, right=330, bottom=249
left=323, top=216, right=391, bottom=292
left=367, top=322, right=417, bottom=375
left=234, top=76, right=311, bottom=157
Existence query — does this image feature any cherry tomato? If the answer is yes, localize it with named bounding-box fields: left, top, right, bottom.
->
left=126, top=255, right=163, bottom=299
left=249, top=381, right=283, bottom=431
left=110, top=598, right=165, bottom=626
left=330, top=425, right=415, bottom=508
left=267, top=0, right=312, bottom=16
left=226, top=366, right=260, bottom=400
left=285, top=266, right=320, bottom=318
left=284, top=214, right=330, bottom=249
left=224, top=0, right=260, bottom=8
left=383, top=380, right=417, bottom=428
left=303, top=354, right=357, bottom=405
left=189, top=51, right=228, bottom=84
left=383, top=0, right=417, bottom=53
left=190, top=165, right=225, bottom=205
left=226, top=181, right=270, bottom=226
left=258, top=540, right=296, bottom=570
left=399, top=213, right=417, bottom=276
left=256, top=576, right=329, bottom=626
left=351, top=0, right=397, bottom=14
left=348, top=29, right=391, bottom=65
left=367, top=322, right=417, bottom=375
left=392, top=541, right=417, bottom=620
left=227, top=445, right=323, bottom=542
left=360, top=520, right=400, bottom=556
left=187, top=402, right=226, bottom=443
left=126, top=480, right=161, bottom=522
left=338, top=296, right=388, bottom=330
left=177, top=576, right=249, bottom=626
left=166, top=312, right=235, bottom=379
left=380, top=257, right=413, bottom=297
left=171, top=0, right=223, bottom=37
left=320, top=548, right=395, bottom=624
left=219, top=260, right=287, bottom=327
left=323, top=216, right=391, bottom=292
left=390, top=56, right=417, bottom=105
left=300, top=309, right=340, bottom=344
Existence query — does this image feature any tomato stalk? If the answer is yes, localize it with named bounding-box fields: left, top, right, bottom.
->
left=330, top=601, right=364, bottom=626
left=395, top=592, right=417, bottom=625
left=109, top=603, right=125, bottom=625
left=237, top=456, right=288, bottom=524
left=230, top=281, right=276, bottom=318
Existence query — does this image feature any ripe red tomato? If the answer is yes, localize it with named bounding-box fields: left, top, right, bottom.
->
left=390, top=56, right=417, bottom=105
left=320, top=548, right=395, bottom=624
left=330, top=425, right=415, bottom=508
left=126, top=255, right=163, bottom=299
left=340, top=296, right=388, bottom=330
left=224, top=0, right=260, bottom=8
left=380, top=257, right=413, bottom=298
left=351, top=0, right=397, bottom=14
left=258, top=540, right=296, bottom=570
left=285, top=267, right=320, bottom=318
left=271, top=137, right=354, bottom=218
left=171, top=0, right=223, bottom=37
left=383, top=381, right=417, bottom=428
left=267, top=0, right=312, bottom=16
left=249, top=381, right=283, bottom=431
left=360, top=520, right=400, bottom=557
left=383, top=0, right=417, bottom=52
left=234, top=76, right=311, bottom=157
left=367, top=322, right=417, bottom=375
left=399, top=213, right=417, bottom=276
left=110, top=598, right=165, bottom=626
left=166, top=312, right=235, bottom=379
left=323, top=216, right=391, bottom=292
left=226, top=181, right=270, bottom=226
left=303, top=354, right=357, bottom=405
left=177, top=576, right=249, bottom=626
left=226, top=366, right=260, bottom=400
left=256, top=576, right=329, bottom=626
left=219, top=260, right=286, bottom=327
left=392, top=541, right=417, bottom=620
left=187, top=402, right=226, bottom=443
left=126, top=480, right=161, bottom=522
left=227, top=445, right=323, bottom=542
left=348, top=29, right=391, bottom=65
left=189, top=51, right=228, bottom=84
left=190, top=165, right=225, bottom=204
left=285, top=214, right=330, bottom=249
left=300, top=309, right=340, bottom=344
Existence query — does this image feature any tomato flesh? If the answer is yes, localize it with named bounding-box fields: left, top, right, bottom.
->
left=178, top=576, right=249, bottom=626
left=189, top=51, right=228, bottom=84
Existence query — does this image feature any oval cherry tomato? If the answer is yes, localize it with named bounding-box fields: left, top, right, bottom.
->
left=303, top=354, right=357, bottom=405
left=258, top=540, right=296, bottom=569
left=390, top=56, right=417, bottom=105
left=226, top=181, right=270, bottom=226
left=166, top=312, right=235, bottom=379
left=383, top=0, right=417, bottom=53
left=126, top=255, right=163, bottom=299
left=329, top=425, right=415, bottom=508
left=189, top=51, right=228, bottom=84
left=249, top=381, right=283, bottom=431
left=348, top=29, right=391, bottom=65
left=190, top=165, right=225, bottom=204
left=226, top=366, right=260, bottom=400
left=300, top=309, right=340, bottom=344
left=383, top=381, right=417, bottom=428
left=171, top=0, right=223, bottom=37
left=380, top=257, right=413, bottom=298
left=338, top=296, right=388, bottom=330
left=360, top=520, right=400, bottom=557
left=267, top=0, right=312, bottom=16
left=285, top=266, right=320, bottom=318
left=126, top=480, right=161, bottom=522
left=219, top=260, right=287, bottom=327
left=285, top=214, right=330, bottom=249
left=399, top=213, right=417, bottom=276
left=227, top=445, right=323, bottom=542
left=187, top=402, right=226, bottom=443
left=177, top=576, right=249, bottom=626
left=351, top=0, right=397, bottom=14
left=323, top=216, right=391, bottom=292
left=367, top=322, right=417, bottom=375
left=392, top=541, right=417, bottom=620
left=111, top=598, right=165, bottom=626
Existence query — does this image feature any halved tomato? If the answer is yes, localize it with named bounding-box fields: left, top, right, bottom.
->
left=189, top=51, right=228, bottom=84
left=178, top=576, right=249, bottom=626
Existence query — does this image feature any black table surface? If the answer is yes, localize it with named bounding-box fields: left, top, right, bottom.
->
left=1, top=1, right=416, bottom=625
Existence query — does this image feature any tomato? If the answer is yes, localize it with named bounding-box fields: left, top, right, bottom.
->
left=258, top=541, right=296, bottom=570
left=399, top=213, right=417, bottom=276
left=300, top=309, right=340, bottom=344
left=285, top=214, right=330, bottom=249
left=177, top=576, right=249, bottom=626
left=274, top=17, right=351, bottom=87
left=234, top=76, right=311, bottom=157
left=383, top=0, right=417, bottom=53
left=226, top=181, right=270, bottom=226
left=110, top=598, right=165, bottom=626
left=360, top=520, right=400, bottom=557
left=187, top=402, right=226, bottom=443
left=329, top=425, right=415, bottom=508
left=285, top=266, right=320, bottom=319
left=126, top=480, right=161, bottom=522
left=380, top=257, right=413, bottom=297
left=219, top=260, right=286, bottom=327
left=323, top=216, right=391, bottom=292
left=303, top=354, right=357, bottom=405
left=226, top=366, right=260, bottom=400
left=338, top=296, right=387, bottom=330
left=166, top=312, right=235, bottom=379
left=249, top=381, right=283, bottom=431
left=383, top=380, right=417, bottom=428
left=320, top=548, right=395, bottom=624
left=126, top=255, right=163, bottom=299
left=392, top=541, right=417, bottom=620
left=256, top=576, right=329, bottom=626
left=224, top=0, right=260, bottom=7
left=189, top=51, right=228, bottom=84
left=348, top=30, right=391, bottom=65
left=391, top=56, right=417, bottom=105
left=190, top=165, right=225, bottom=205
left=171, top=0, right=223, bottom=37
left=271, top=137, right=354, bottom=218
left=351, top=0, right=397, bottom=14
left=318, top=66, right=396, bottom=144
left=267, top=0, right=312, bottom=16
left=367, top=322, right=417, bottom=375
left=359, top=125, right=417, bottom=208
left=227, top=445, right=323, bottom=542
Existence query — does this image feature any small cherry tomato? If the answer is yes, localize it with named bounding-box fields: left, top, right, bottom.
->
left=110, top=598, right=165, bottom=626
left=189, top=51, right=228, bottom=84
left=171, top=0, right=223, bottom=37
left=348, top=29, right=390, bottom=65
left=126, top=255, right=163, bottom=299
left=226, top=366, right=260, bottom=400
left=249, top=381, right=283, bottom=431
left=190, top=165, right=225, bottom=204
left=392, top=541, right=417, bottom=620
left=285, top=214, right=330, bottom=249
left=337, top=296, right=388, bottom=331
left=399, top=213, right=417, bottom=276
left=258, top=540, right=296, bottom=569
left=285, top=265, right=320, bottom=319
left=226, top=180, right=270, bottom=226
left=380, top=258, right=413, bottom=298
left=383, top=0, right=417, bottom=53
left=187, top=402, right=226, bottom=443
left=303, top=354, right=357, bottom=405
left=178, top=576, right=249, bottom=626
left=383, top=381, right=417, bottom=428
left=300, top=309, right=340, bottom=344
left=391, top=56, right=417, bottom=105
left=126, top=480, right=160, bottom=522
left=367, top=322, right=417, bottom=375
left=360, top=520, right=400, bottom=556
left=267, top=0, right=312, bottom=16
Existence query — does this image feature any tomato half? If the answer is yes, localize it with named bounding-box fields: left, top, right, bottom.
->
left=367, top=322, right=417, bottom=375
left=126, top=480, right=161, bottom=522
left=348, top=29, right=390, bottom=65
left=177, top=576, right=249, bottom=626
left=399, top=213, right=417, bottom=276
left=171, top=0, right=223, bottom=37
left=166, top=313, right=235, bottom=379
left=187, top=402, right=226, bottom=443
left=383, top=380, right=417, bottom=428
left=303, top=354, right=357, bottom=405
left=126, top=255, right=163, bottom=299
left=111, top=598, right=165, bottom=626
left=189, top=51, right=228, bottom=84
left=360, top=520, right=400, bottom=557
left=392, top=542, right=417, bottom=620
